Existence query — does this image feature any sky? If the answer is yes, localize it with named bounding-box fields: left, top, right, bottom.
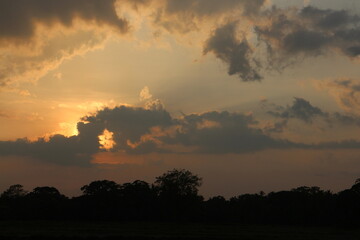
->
left=2, top=0, right=360, bottom=198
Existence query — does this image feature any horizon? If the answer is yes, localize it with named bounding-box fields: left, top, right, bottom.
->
left=2, top=168, right=359, bottom=200
left=2, top=0, right=360, bottom=199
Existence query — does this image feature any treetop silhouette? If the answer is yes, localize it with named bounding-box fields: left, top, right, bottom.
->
left=154, top=169, right=202, bottom=198
left=81, top=180, right=120, bottom=196
left=1, top=170, right=360, bottom=225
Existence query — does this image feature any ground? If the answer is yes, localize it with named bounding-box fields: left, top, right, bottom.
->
left=0, top=221, right=359, bottom=239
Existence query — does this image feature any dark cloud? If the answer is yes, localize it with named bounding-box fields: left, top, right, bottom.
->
left=254, top=6, right=360, bottom=69
left=4, top=1, right=360, bottom=85
left=203, top=22, right=262, bottom=81
left=264, top=120, right=288, bottom=133
left=323, top=79, right=360, bottom=111
left=267, top=98, right=328, bottom=123
left=152, top=0, right=266, bottom=34
left=0, top=0, right=135, bottom=90
left=0, top=135, right=96, bottom=166
left=282, top=30, right=330, bottom=53
left=163, top=0, right=265, bottom=17
left=202, top=5, right=360, bottom=81
left=82, top=106, right=173, bottom=150
left=160, top=111, right=292, bottom=153
left=311, top=140, right=360, bottom=150
left=3, top=104, right=360, bottom=166
left=345, top=46, right=360, bottom=57
left=332, top=112, right=360, bottom=126
left=266, top=96, right=360, bottom=127
left=154, top=0, right=268, bottom=81
left=0, top=0, right=129, bottom=42
left=300, top=6, right=359, bottom=30
left=0, top=105, right=173, bottom=165
left=126, top=140, right=169, bottom=155
left=255, top=11, right=330, bottom=59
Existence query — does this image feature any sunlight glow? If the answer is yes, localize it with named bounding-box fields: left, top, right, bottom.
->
left=99, top=129, right=116, bottom=150
left=59, top=122, right=79, bottom=136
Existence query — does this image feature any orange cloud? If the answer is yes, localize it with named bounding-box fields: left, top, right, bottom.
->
left=0, top=0, right=132, bottom=91
left=315, top=79, right=360, bottom=114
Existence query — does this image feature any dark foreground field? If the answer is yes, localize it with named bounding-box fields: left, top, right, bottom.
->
left=0, top=222, right=360, bottom=240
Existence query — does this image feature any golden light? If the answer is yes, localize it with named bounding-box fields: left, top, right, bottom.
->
left=59, top=122, right=79, bottom=136
left=99, top=129, right=116, bottom=150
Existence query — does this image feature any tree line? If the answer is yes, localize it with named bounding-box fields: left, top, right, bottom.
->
left=1, top=169, right=360, bottom=225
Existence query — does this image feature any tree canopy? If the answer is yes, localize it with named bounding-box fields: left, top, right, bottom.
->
left=154, top=169, right=202, bottom=198
left=80, top=180, right=120, bottom=196
left=2, top=170, right=360, bottom=225
left=1, top=184, right=27, bottom=199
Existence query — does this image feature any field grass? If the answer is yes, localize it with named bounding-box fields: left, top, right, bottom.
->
left=0, top=221, right=359, bottom=239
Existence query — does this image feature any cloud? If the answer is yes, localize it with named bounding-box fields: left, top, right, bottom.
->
left=0, top=135, right=96, bottom=166
left=3, top=103, right=360, bottom=166
left=267, top=97, right=328, bottom=123
left=3, top=1, right=360, bottom=88
left=300, top=7, right=358, bottom=30
left=0, top=0, right=128, bottom=42
left=332, top=112, right=360, bottom=126
left=0, top=105, right=173, bottom=165
left=141, top=0, right=267, bottom=81
left=303, top=0, right=311, bottom=7
left=0, top=106, right=290, bottom=163
left=252, top=6, right=360, bottom=71
left=203, top=22, right=262, bottom=81
left=265, top=96, right=360, bottom=128
left=141, top=2, right=360, bottom=82
left=81, top=105, right=173, bottom=151
left=282, top=30, right=329, bottom=53
left=139, top=86, right=153, bottom=101
left=0, top=28, right=111, bottom=89
left=0, top=0, right=132, bottom=90
left=159, top=111, right=292, bottom=153
left=199, top=5, right=360, bottom=81
left=144, top=99, right=165, bottom=111
left=162, top=0, right=265, bottom=17
left=151, top=0, right=266, bottom=34
left=311, top=140, right=360, bottom=150
left=140, top=2, right=360, bottom=81
left=139, top=86, right=164, bottom=111
left=315, top=79, right=360, bottom=113
left=264, top=120, right=288, bottom=133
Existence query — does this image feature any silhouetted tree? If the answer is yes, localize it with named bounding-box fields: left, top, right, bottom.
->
left=154, top=169, right=202, bottom=198
left=118, top=180, right=157, bottom=220
left=204, top=196, right=229, bottom=221
left=1, top=184, right=27, bottom=199
left=290, top=186, right=334, bottom=225
left=81, top=180, right=120, bottom=196
left=0, top=184, right=29, bottom=220
left=351, top=178, right=360, bottom=194
left=76, top=180, right=121, bottom=220
left=30, top=186, right=63, bottom=197
left=3, top=172, right=360, bottom=225
left=121, top=180, right=154, bottom=201
left=26, top=186, right=67, bottom=219
left=334, top=179, right=360, bottom=225
left=230, top=193, right=267, bottom=223
left=154, top=169, right=203, bottom=220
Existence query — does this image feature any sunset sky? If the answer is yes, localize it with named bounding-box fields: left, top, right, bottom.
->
left=2, top=0, right=360, bottom=198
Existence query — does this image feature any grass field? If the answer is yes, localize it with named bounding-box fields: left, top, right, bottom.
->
left=0, top=221, right=359, bottom=239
